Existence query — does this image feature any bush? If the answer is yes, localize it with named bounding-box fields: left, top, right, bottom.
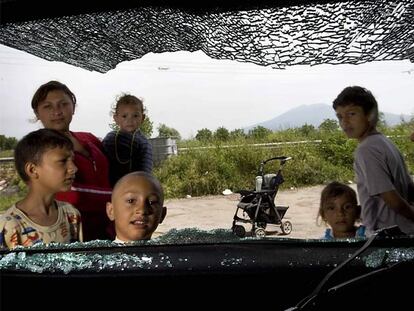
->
left=154, top=137, right=357, bottom=199
left=155, top=121, right=414, bottom=199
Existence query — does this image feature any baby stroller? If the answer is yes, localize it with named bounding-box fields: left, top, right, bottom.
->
left=232, top=156, right=293, bottom=238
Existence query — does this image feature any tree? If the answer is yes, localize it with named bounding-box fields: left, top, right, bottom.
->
left=214, top=126, right=230, bottom=141
left=377, top=111, right=387, bottom=132
left=0, top=134, right=7, bottom=151
left=157, top=123, right=181, bottom=140
left=318, top=119, right=339, bottom=132
left=195, top=128, right=213, bottom=142
left=140, top=117, right=154, bottom=138
left=0, top=134, right=18, bottom=151
left=248, top=126, right=271, bottom=140
left=298, top=123, right=316, bottom=136
left=229, top=128, right=246, bottom=140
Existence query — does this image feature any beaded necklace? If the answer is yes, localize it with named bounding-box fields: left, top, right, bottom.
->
left=114, top=129, right=138, bottom=171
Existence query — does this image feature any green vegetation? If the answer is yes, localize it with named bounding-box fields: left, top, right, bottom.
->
left=157, top=124, right=181, bottom=140
left=157, top=120, right=414, bottom=199
left=1, top=118, right=413, bottom=211
left=156, top=131, right=356, bottom=198
left=0, top=170, right=27, bottom=212
left=0, top=132, right=25, bottom=211
left=0, top=194, right=23, bottom=212
left=0, top=135, right=18, bottom=153
left=0, top=150, right=13, bottom=157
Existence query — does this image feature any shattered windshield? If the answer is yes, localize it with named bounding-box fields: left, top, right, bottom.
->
left=0, top=0, right=413, bottom=248
left=1, top=2, right=414, bottom=310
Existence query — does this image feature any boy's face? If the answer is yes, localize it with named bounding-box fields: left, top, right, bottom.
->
left=33, top=147, right=77, bottom=192
left=335, top=104, right=371, bottom=141
left=106, top=175, right=166, bottom=241
left=35, top=90, right=75, bottom=132
left=323, top=195, right=359, bottom=238
left=114, top=104, right=145, bottom=133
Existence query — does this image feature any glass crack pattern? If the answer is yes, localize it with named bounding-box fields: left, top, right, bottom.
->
left=0, top=0, right=413, bottom=72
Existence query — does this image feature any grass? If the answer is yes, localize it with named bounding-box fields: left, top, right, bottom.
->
left=0, top=150, right=13, bottom=157
left=1, top=122, right=413, bottom=209
left=0, top=194, right=22, bottom=212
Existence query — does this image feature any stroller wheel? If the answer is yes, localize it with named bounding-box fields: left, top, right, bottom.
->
left=280, top=221, right=292, bottom=235
left=232, top=225, right=246, bottom=238
left=254, top=228, right=266, bottom=238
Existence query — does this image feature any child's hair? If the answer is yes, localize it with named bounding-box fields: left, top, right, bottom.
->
left=317, top=181, right=359, bottom=225
left=14, top=128, right=74, bottom=183
left=332, top=85, right=378, bottom=127
left=31, top=80, right=76, bottom=111
left=113, top=171, right=164, bottom=202
left=111, top=93, right=144, bottom=116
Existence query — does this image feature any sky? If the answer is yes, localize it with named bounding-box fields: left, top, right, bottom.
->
left=0, top=43, right=413, bottom=140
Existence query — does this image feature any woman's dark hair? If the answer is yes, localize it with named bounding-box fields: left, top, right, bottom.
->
left=31, top=80, right=76, bottom=111
left=14, top=128, right=74, bottom=183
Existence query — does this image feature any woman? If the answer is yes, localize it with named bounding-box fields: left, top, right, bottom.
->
left=31, top=80, right=113, bottom=241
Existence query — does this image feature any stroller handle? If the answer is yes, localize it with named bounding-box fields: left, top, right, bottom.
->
left=258, top=156, right=292, bottom=174
left=262, top=156, right=292, bottom=165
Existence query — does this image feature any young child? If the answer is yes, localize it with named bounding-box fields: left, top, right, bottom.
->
left=333, top=86, right=414, bottom=236
left=0, top=129, right=83, bottom=249
left=102, top=94, right=153, bottom=187
left=106, top=171, right=166, bottom=243
left=318, top=182, right=365, bottom=239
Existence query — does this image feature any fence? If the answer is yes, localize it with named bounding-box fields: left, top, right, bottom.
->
left=0, top=157, right=14, bottom=178
left=0, top=140, right=321, bottom=171
left=178, top=139, right=323, bottom=151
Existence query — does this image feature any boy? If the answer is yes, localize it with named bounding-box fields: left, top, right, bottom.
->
left=106, top=171, right=167, bottom=242
left=318, top=182, right=365, bottom=239
left=333, top=86, right=414, bottom=236
left=0, top=129, right=83, bottom=249
left=102, top=94, right=153, bottom=187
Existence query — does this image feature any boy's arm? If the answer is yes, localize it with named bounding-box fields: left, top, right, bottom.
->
left=380, top=190, right=414, bottom=222
left=79, top=221, right=84, bottom=243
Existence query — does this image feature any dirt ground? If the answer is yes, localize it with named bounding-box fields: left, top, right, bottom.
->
left=155, top=183, right=358, bottom=239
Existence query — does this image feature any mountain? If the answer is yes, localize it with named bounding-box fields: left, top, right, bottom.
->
left=245, top=103, right=411, bottom=131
